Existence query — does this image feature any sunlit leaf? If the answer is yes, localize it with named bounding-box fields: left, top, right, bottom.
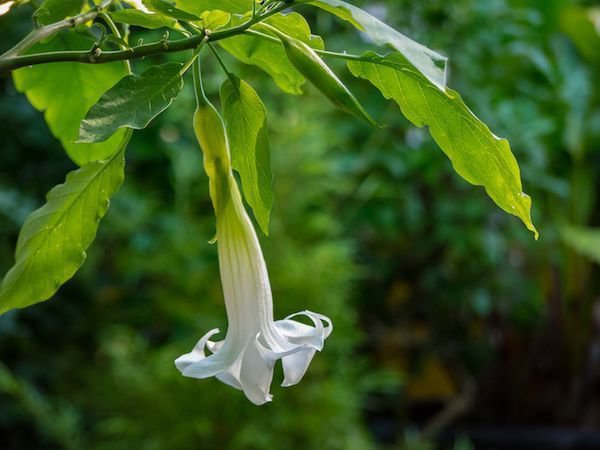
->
left=221, top=75, right=273, bottom=235
left=78, top=63, right=184, bottom=143
left=13, top=32, right=129, bottom=166
left=348, top=51, right=537, bottom=237
left=200, top=10, right=231, bottom=30
left=0, top=131, right=132, bottom=315
left=305, top=0, right=447, bottom=90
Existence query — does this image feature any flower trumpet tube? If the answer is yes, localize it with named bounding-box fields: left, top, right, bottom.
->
left=175, top=59, right=332, bottom=405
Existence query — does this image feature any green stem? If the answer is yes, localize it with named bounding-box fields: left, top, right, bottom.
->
left=0, top=2, right=293, bottom=73
left=193, top=54, right=210, bottom=108
left=1, top=0, right=114, bottom=58
left=245, top=28, right=366, bottom=62
left=98, top=11, right=131, bottom=73
left=208, top=43, right=234, bottom=81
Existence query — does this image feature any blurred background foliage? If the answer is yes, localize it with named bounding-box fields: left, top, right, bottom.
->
left=1, top=0, right=600, bottom=449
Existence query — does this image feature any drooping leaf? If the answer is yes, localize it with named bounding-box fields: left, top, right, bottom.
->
left=0, top=131, right=132, bottom=315
left=264, top=24, right=375, bottom=126
left=13, top=32, right=129, bottom=166
left=221, top=75, right=273, bottom=235
left=347, top=52, right=537, bottom=237
left=219, top=12, right=324, bottom=95
left=78, top=63, right=184, bottom=143
left=175, top=0, right=251, bottom=16
left=110, top=9, right=178, bottom=29
left=305, top=0, right=447, bottom=90
left=34, top=0, right=83, bottom=25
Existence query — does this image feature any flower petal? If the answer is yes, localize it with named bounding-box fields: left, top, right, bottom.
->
left=276, top=310, right=333, bottom=350
left=216, top=355, right=243, bottom=390
left=174, top=328, right=220, bottom=372
left=180, top=331, right=244, bottom=380
left=280, top=347, right=318, bottom=387
left=238, top=341, right=275, bottom=405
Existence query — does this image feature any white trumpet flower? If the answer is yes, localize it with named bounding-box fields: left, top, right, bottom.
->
left=176, top=76, right=332, bottom=404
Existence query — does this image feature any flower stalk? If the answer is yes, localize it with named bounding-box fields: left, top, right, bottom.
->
left=175, top=58, right=332, bottom=405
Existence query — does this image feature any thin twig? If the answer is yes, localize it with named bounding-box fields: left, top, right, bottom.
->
left=0, top=1, right=294, bottom=73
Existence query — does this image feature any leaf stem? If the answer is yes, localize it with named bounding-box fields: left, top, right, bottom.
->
left=97, top=11, right=131, bottom=73
left=208, top=43, right=234, bottom=82
left=244, top=29, right=367, bottom=63
left=192, top=54, right=210, bottom=108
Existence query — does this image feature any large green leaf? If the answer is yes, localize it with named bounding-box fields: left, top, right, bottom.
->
left=13, top=33, right=129, bottom=166
left=219, top=12, right=324, bottom=94
left=0, top=131, right=132, bottom=315
left=110, top=9, right=178, bottom=29
left=221, top=75, right=273, bottom=235
left=78, top=63, right=184, bottom=143
left=175, top=0, right=251, bottom=15
left=347, top=52, right=537, bottom=237
left=305, top=0, right=447, bottom=91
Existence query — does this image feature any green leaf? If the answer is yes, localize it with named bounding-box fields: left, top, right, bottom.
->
left=13, top=33, right=129, bottom=166
left=219, top=12, right=324, bottom=95
left=78, top=63, right=184, bottom=144
left=561, top=225, right=600, bottom=263
left=347, top=52, right=537, bottom=237
left=305, top=0, right=447, bottom=90
left=110, top=9, right=178, bottom=29
left=200, top=10, right=232, bottom=30
left=142, top=0, right=199, bottom=20
left=0, top=131, right=132, bottom=315
left=221, top=75, right=273, bottom=235
left=34, top=0, right=83, bottom=25
left=175, top=0, right=251, bottom=16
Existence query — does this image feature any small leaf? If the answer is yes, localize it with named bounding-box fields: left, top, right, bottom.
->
left=143, top=0, right=199, bottom=20
left=0, top=131, right=132, bottom=315
left=78, top=63, right=184, bottom=143
left=175, top=0, right=251, bottom=16
left=221, top=75, right=273, bottom=235
left=13, top=32, right=129, bottom=165
left=219, top=12, right=324, bottom=95
left=110, top=9, right=178, bottom=29
left=200, top=10, right=231, bottom=30
left=34, top=0, right=83, bottom=25
left=348, top=52, right=537, bottom=237
left=306, top=0, right=448, bottom=90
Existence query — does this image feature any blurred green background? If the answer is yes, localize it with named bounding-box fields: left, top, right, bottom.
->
left=1, top=0, right=600, bottom=449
